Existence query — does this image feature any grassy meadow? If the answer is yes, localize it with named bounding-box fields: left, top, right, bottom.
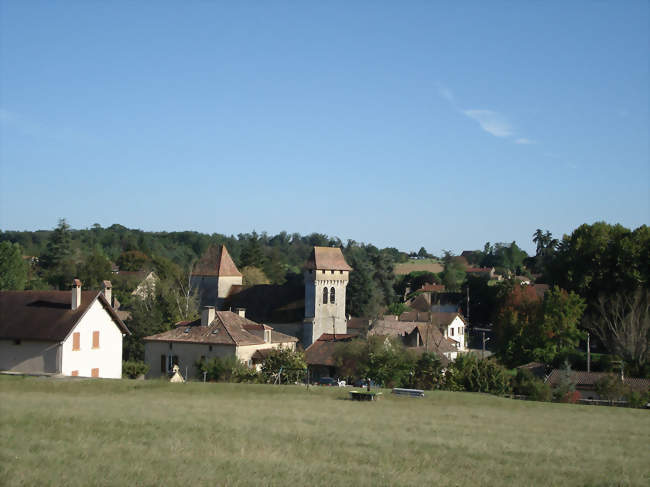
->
left=1, top=376, right=649, bottom=486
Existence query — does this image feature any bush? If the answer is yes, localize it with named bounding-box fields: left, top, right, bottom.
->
left=444, top=354, right=511, bottom=395
left=122, top=360, right=149, bottom=379
left=511, top=369, right=552, bottom=401
left=261, top=348, right=307, bottom=383
left=595, top=375, right=628, bottom=403
left=552, top=361, right=576, bottom=401
left=625, top=390, right=650, bottom=409
left=197, top=356, right=259, bottom=383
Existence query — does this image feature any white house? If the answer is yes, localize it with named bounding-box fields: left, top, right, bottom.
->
left=0, top=280, right=130, bottom=378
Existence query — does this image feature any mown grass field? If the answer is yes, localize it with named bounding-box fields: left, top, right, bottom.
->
left=1, top=376, right=649, bottom=486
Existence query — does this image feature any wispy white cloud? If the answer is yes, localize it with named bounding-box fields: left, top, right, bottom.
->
left=437, top=85, right=455, bottom=104
left=437, top=85, right=536, bottom=144
left=462, top=109, right=513, bottom=138
left=514, top=137, right=536, bottom=145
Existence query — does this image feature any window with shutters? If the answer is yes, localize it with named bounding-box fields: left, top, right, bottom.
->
left=322, top=287, right=328, bottom=304
left=92, top=331, right=100, bottom=349
left=91, top=368, right=99, bottom=378
left=72, top=332, right=80, bottom=351
left=330, top=287, right=335, bottom=304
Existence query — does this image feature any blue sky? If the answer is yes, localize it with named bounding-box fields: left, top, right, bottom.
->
left=1, top=1, right=648, bottom=255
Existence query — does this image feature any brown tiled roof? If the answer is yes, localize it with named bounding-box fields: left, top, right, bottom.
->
left=143, top=311, right=296, bottom=346
left=399, top=311, right=465, bottom=327
left=545, top=370, right=650, bottom=392
left=369, top=320, right=420, bottom=337
left=304, top=247, right=352, bottom=271
left=304, top=333, right=356, bottom=366
left=0, top=290, right=130, bottom=341
left=412, top=324, right=457, bottom=354
left=408, top=294, right=431, bottom=312
left=192, top=245, right=242, bottom=277
left=420, top=284, right=446, bottom=292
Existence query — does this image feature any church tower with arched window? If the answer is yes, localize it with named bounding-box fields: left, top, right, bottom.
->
left=302, top=247, right=352, bottom=346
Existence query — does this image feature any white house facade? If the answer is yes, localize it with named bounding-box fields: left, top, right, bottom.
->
left=0, top=280, right=130, bottom=378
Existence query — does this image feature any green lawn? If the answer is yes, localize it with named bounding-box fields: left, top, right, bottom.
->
left=1, top=376, right=649, bottom=486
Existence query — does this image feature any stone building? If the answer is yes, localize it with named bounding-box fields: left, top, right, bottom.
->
left=190, top=245, right=243, bottom=309
left=143, top=307, right=297, bottom=379
left=302, top=247, right=352, bottom=347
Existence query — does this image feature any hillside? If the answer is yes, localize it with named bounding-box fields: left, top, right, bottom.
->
left=1, top=377, right=648, bottom=486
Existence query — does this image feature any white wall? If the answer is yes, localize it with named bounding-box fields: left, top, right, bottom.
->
left=144, top=340, right=297, bottom=380
left=60, top=299, right=124, bottom=379
left=0, top=340, right=61, bottom=374
left=144, top=341, right=235, bottom=379
left=446, top=316, right=466, bottom=351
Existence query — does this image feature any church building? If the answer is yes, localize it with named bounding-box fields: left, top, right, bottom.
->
left=191, top=244, right=353, bottom=347
left=302, top=246, right=352, bottom=347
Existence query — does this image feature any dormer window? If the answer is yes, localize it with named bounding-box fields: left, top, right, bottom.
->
left=264, top=330, right=271, bottom=343
left=323, top=287, right=328, bottom=304
left=330, top=287, right=335, bottom=304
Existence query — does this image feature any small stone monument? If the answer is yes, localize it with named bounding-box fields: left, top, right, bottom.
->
left=170, top=364, right=185, bottom=383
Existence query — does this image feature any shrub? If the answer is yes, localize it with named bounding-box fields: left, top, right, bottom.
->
left=122, top=360, right=149, bottom=379
left=444, top=354, right=511, bottom=395
left=552, top=361, right=576, bottom=401
left=411, top=352, right=445, bottom=390
left=261, top=348, right=307, bottom=383
left=511, top=369, right=552, bottom=401
left=595, top=375, right=628, bottom=403
left=625, top=390, right=650, bottom=409
left=196, top=356, right=256, bottom=382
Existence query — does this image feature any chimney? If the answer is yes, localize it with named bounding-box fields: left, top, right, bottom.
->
left=102, top=280, right=112, bottom=307
left=202, top=306, right=215, bottom=326
left=71, top=279, right=82, bottom=310
left=237, top=308, right=246, bottom=318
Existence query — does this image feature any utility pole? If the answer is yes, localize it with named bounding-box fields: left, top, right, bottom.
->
left=466, top=287, right=470, bottom=325
left=474, top=327, right=491, bottom=359
left=586, top=332, right=591, bottom=373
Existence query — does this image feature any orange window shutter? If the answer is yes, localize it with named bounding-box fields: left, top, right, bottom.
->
left=73, top=332, right=80, bottom=350
left=93, top=331, right=100, bottom=349
left=91, top=368, right=99, bottom=378
left=71, top=370, right=79, bottom=377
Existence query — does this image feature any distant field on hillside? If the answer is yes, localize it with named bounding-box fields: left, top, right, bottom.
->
left=394, top=259, right=443, bottom=275
left=1, top=377, right=649, bottom=486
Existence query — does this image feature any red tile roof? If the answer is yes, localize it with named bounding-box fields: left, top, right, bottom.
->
left=192, top=245, right=242, bottom=277
left=304, top=247, right=352, bottom=271
left=0, top=290, right=130, bottom=341
left=304, top=333, right=356, bottom=366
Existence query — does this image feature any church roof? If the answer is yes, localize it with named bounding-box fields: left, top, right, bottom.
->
left=304, top=247, right=352, bottom=271
left=192, top=245, right=242, bottom=277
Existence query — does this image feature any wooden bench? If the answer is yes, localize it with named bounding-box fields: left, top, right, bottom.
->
left=392, top=388, right=424, bottom=397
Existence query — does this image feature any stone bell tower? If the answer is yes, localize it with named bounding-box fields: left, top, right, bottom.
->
left=302, top=246, right=352, bottom=347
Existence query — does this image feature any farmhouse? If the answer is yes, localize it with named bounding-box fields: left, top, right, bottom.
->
left=0, top=280, right=130, bottom=378
left=143, top=307, right=298, bottom=379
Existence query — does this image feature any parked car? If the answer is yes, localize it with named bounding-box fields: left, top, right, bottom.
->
left=317, top=377, right=338, bottom=386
